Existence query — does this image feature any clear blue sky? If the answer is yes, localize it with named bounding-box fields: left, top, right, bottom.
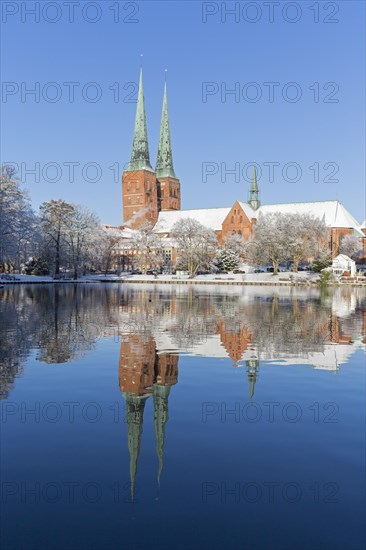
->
left=1, top=0, right=365, bottom=225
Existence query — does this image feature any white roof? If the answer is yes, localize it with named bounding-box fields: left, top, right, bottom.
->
left=154, top=207, right=230, bottom=233
left=333, top=254, right=354, bottom=262
left=258, top=200, right=360, bottom=229
left=237, top=201, right=257, bottom=219
left=152, top=200, right=361, bottom=234
left=102, top=225, right=138, bottom=239
left=361, top=219, right=366, bottom=229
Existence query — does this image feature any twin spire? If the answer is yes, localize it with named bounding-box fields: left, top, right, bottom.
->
left=127, top=68, right=176, bottom=178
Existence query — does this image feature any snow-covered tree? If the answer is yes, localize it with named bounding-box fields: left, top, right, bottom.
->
left=215, top=248, right=240, bottom=272
left=39, top=199, right=76, bottom=276
left=215, top=232, right=247, bottom=271
left=97, top=229, right=123, bottom=274
left=223, top=232, right=247, bottom=259
left=311, top=244, right=332, bottom=272
left=171, top=218, right=217, bottom=278
left=0, top=164, right=37, bottom=272
left=340, top=234, right=362, bottom=259
left=284, top=214, right=327, bottom=271
left=246, top=212, right=329, bottom=273
left=130, top=222, right=163, bottom=273
left=246, top=213, right=288, bottom=275
left=65, top=206, right=101, bottom=279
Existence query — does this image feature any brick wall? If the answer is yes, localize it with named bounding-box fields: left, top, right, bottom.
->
left=122, top=170, right=158, bottom=228
left=221, top=201, right=254, bottom=242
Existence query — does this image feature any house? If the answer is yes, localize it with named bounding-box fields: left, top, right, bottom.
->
left=331, top=254, right=356, bottom=277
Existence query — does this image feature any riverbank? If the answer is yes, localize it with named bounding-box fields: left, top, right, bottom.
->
left=1, top=272, right=366, bottom=286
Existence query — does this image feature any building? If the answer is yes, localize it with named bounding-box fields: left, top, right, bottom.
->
left=331, top=254, right=357, bottom=277
left=104, top=68, right=364, bottom=269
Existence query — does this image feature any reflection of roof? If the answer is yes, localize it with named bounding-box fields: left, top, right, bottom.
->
left=241, top=340, right=364, bottom=371
left=154, top=330, right=364, bottom=370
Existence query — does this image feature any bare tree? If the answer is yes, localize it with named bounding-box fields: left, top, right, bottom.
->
left=284, top=214, right=328, bottom=272
left=130, top=222, right=163, bottom=274
left=65, top=206, right=101, bottom=279
left=0, top=164, right=37, bottom=272
left=39, top=199, right=76, bottom=276
left=246, top=213, right=288, bottom=275
left=171, top=218, right=217, bottom=278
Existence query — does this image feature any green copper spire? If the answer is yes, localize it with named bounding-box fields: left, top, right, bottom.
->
left=248, top=164, right=260, bottom=210
left=123, top=393, right=148, bottom=500
left=127, top=69, right=153, bottom=172
left=153, top=385, right=171, bottom=486
left=156, top=80, right=177, bottom=179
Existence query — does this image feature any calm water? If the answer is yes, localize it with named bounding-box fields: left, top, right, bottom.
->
left=1, top=284, right=365, bottom=550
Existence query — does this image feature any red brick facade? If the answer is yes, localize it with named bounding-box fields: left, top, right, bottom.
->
left=122, top=171, right=181, bottom=228
left=157, top=177, right=181, bottom=211
left=122, top=170, right=159, bottom=228
left=221, top=201, right=256, bottom=243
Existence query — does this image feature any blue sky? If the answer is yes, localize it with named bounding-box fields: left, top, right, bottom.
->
left=1, top=0, right=365, bottom=225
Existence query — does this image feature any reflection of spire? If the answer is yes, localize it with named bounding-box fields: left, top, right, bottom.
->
left=123, top=392, right=148, bottom=500
left=153, top=384, right=171, bottom=487
left=246, top=357, right=259, bottom=399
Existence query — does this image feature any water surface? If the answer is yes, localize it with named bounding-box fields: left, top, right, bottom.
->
left=1, top=284, right=365, bottom=550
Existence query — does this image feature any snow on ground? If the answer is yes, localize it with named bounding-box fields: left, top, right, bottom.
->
left=0, top=271, right=322, bottom=285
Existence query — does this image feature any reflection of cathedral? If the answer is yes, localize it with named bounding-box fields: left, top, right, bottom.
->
left=118, top=334, right=178, bottom=498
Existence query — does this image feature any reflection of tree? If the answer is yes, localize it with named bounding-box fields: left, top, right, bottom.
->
left=169, top=289, right=217, bottom=349
left=0, top=284, right=125, bottom=397
left=0, top=286, right=39, bottom=398
left=36, top=285, right=98, bottom=363
left=1, top=284, right=365, bottom=400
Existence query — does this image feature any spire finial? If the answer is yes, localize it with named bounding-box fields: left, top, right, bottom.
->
left=140, top=53, right=143, bottom=67
left=164, top=69, right=167, bottom=83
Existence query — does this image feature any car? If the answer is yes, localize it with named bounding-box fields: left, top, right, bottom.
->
left=131, top=269, right=142, bottom=275
left=146, top=269, right=158, bottom=275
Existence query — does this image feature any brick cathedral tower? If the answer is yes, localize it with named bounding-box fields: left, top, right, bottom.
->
left=156, top=80, right=181, bottom=211
left=122, top=69, right=180, bottom=228
left=122, top=68, right=158, bottom=228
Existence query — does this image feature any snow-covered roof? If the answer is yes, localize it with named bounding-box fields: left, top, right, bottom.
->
left=237, top=201, right=257, bottom=220
left=258, top=200, right=360, bottom=229
left=102, top=225, right=138, bottom=239
left=361, top=219, right=366, bottom=229
left=333, top=254, right=354, bottom=262
left=152, top=200, right=362, bottom=234
left=154, top=207, right=231, bottom=233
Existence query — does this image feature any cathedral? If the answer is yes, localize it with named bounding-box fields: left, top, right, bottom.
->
left=105, top=68, right=365, bottom=269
